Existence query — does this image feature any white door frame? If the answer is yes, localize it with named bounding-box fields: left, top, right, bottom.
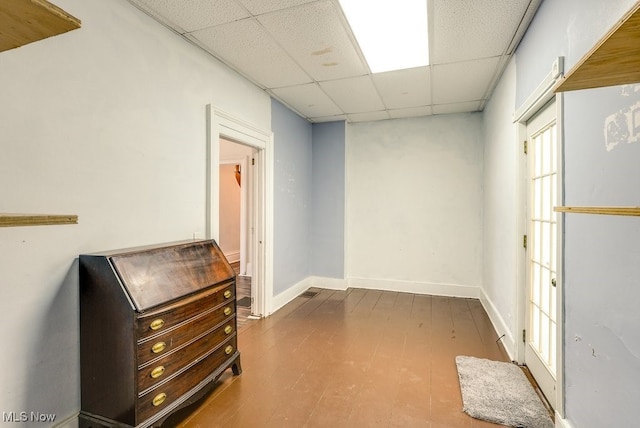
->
left=513, top=57, right=565, bottom=420
left=524, top=100, right=558, bottom=407
left=206, top=105, right=273, bottom=318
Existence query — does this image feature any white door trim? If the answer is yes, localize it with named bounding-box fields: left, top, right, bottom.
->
left=513, top=58, right=565, bottom=417
left=554, top=94, right=565, bottom=420
left=207, top=105, right=273, bottom=318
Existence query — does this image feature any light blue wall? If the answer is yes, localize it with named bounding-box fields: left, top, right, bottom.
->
left=481, top=57, right=518, bottom=356
left=515, top=1, right=640, bottom=426
left=515, top=0, right=635, bottom=107
left=271, top=99, right=313, bottom=295
left=561, top=84, right=640, bottom=428
left=311, top=122, right=346, bottom=278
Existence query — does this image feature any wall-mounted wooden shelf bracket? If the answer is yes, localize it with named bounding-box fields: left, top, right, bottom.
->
left=553, top=2, right=640, bottom=92
left=0, top=214, right=79, bottom=227
left=554, top=206, right=640, bottom=216
left=0, top=0, right=81, bottom=53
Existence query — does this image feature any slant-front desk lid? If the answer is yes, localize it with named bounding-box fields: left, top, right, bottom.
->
left=102, top=239, right=234, bottom=311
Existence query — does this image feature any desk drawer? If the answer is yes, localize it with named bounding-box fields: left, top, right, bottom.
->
left=137, top=336, right=238, bottom=422
left=137, top=321, right=236, bottom=393
left=136, top=282, right=234, bottom=339
left=137, top=303, right=235, bottom=365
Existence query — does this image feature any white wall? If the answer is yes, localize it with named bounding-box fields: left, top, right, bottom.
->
left=481, top=58, right=518, bottom=356
left=0, top=0, right=270, bottom=424
left=346, top=115, right=483, bottom=295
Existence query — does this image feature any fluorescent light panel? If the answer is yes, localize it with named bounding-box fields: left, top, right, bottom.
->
left=339, top=0, right=429, bottom=73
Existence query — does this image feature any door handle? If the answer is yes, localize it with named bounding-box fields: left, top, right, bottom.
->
left=551, top=278, right=557, bottom=287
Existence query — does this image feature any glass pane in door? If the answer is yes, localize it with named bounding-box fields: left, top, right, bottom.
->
left=530, top=122, right=557, bottom=374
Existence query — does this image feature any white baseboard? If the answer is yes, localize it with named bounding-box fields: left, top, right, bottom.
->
left=54, top=412, right=78, bottom=428
left=224, top=250, right=240, bottom=263
left=555, top=413, right=574, bottom=428
left=308, top=276, right=348, bottom=290
left=270, top=276, right=313, bottom=314
left=479, top=288, right=516, bottom=360
left=347, top=277, right=480, bottom=298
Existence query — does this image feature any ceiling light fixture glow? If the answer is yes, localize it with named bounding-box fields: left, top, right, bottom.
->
left=339, top=0, right=429, bottom=74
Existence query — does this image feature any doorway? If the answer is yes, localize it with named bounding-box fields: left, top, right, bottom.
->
left=207, top=106, right=273, bottom=318
left=219, top=140, right=256, bottom=326
left=219, top=141, right=253, bottom=275
left=523, top=99, right=560, bottom=408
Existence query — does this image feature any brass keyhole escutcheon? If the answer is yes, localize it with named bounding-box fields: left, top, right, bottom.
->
left=151, top=366, right=165, bottom=379
left=152, top=392, right=167, bottom=407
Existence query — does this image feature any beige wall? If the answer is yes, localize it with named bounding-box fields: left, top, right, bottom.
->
left=219, top=163, right=241, bottom=261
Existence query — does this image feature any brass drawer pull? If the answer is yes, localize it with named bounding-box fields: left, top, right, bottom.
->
left=149, top=319, right=165, bottom=331
left=225, top=345, right=234, bottom=355
left=152, top=392, right=167, bottom=407
left=150, top=366, right=165, bottom=379
left=151, top=342, right=166, bottom=354
left=224, top=290, right=232, bottom=299
left=224, top=325, right=233, bottom=335
left=223, top=306, right=232, bottom=316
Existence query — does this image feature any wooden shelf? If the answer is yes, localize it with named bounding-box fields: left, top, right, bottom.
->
left=554, top=2, right=640, bottom=92
left=0, top=213, right=78, bottom=227
left=0, top=0, right=81, bottom=53
left=554, top=206, right=640, bottom=216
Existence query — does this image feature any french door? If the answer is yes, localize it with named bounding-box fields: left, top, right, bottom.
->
left=525, top=99, right=558, bottom=407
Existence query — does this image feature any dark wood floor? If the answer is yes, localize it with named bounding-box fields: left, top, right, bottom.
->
left=164, top=287, right=511, bottom=427
left=235, top=275, right=253, bottom=330
left=230, top=261, right=256, bottom=330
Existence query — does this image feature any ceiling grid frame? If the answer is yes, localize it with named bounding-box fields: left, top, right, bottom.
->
left=127, top=0, right=542, bottom=123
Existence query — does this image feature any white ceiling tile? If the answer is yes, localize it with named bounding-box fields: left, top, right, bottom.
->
left=272, top=83, right=343, bottom=118
left=388, top=106, right=433, bottom=119
left=432, top=101, right=481, bottom=115
left=257, top=1, right=367, bottom=81
left=191, top=19, right=312, bottom=88
left=432, top=57, right=500, bottom=105
left=130, top=0, right=249, bottom=33
left=347, top=111, right=390, bottom=123
left=128, top=0, right=536, bottom=123
left=236, top=0, right=317, bottom=15
left=319, top=76, right=384, bottom=114
left=430, top=0, right=530, bottom=64
left=372, top=67, right=431, bottom=110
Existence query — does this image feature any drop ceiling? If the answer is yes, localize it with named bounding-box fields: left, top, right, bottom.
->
left=127, top=0, right=541, bottom=123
